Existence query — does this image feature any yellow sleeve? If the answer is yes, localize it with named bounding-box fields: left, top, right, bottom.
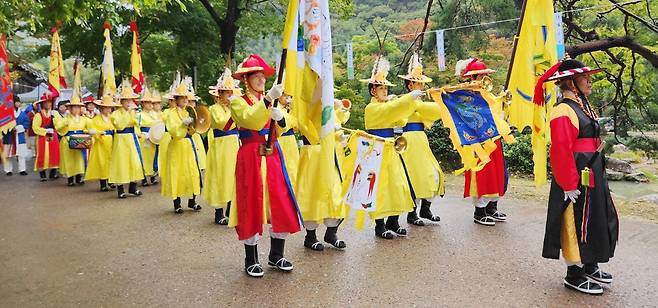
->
left=210, top=105, right=233, bottom=129
left=165, top=109, right=188, bottom=140
left=32, top=114, right=46, bottom=136
left=111, top=110, right=128, bottom=131
left=415, top=101, right=441, bottom=123
left=364, top=94, right=417, bottom=129
left=53, top=114, right=68, bottom=134
left=229, top=96, right=269, bottom=130
left=335, top=109, right=350, bottom=125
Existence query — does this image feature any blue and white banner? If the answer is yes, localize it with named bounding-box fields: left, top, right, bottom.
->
left=554, top=12, right=565, bottom=58
left=346, top=43, right=354, bottom=80
left=436, top=30, right=446, bottom=71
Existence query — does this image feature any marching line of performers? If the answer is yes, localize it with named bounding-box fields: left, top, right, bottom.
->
left=1, top=55, right=617, bottom=295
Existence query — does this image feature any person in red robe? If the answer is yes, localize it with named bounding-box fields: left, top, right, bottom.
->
left=31, top=92, right=60, bottom=181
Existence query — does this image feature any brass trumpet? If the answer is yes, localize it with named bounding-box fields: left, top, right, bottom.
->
left=340, top=127, right=408, bottom=153
left=185, top=105, right=211, bottom=134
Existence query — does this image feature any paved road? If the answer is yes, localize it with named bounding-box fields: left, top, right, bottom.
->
left=1, top=172, right=657, bottom=307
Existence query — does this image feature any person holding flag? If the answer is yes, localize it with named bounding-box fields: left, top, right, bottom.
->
left=454, top=58, right=509, bottom=226
left=540, top=58, right=618, bottom=295
left=205, top=68, right=240, bottom=225
left=53, top=61, right=93, bottom=186
left=361, top=56, right=424, bottom=239
left=31, top=93, right=60, bottom=181
left=397, top=53, right=445, bottom=226
left=160, top=78, right=202, bottom=213
left=228, top=54, right=300, bottom=277
left=109, top=81, right=144, bottom=199
left=85, top=91, right=118, bottom=192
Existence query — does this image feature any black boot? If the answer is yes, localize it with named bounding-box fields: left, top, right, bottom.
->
left=268, top=238, right=293, bottom=272
left=324, top=226, right=346, bottom=249
left=141, top=178, right=150, bottom=187
left=75, top=174, right=84, bottom=185
left=214, top=208, right=228, bottom=225
left=117, top=185, right=127, bottom=199
left=419, top=199, right=440, bottom=222
left=173, top=198, right=183, bottom=214
left=385, top=215, right=407, bottom=236
left=244, top=244, right=263, bottom=278
left=407, top=206, right=425, bottom=226
left=226, top=202, right=231, bottom=217
left=188, top=195, right=201, bottom=211
left=49, top=169, right=59, bottom=179
left=128, top=182, right=142, bottom=196
left=303, top=229, right=324, bottom=251
left=584, top=263, right=613, bottom=284
left=100, top=179, right=109, bottom=192
left=39, top=171, right=47, bottom=182
left=150, top=176, right=159, bottom=185
left=564, top=265, right=603, bottom=295
left=67, top=176, right=75, bottom=186
left=375, top=219, right=394, bottom=239
left=474, top=207, right=495, bottom=226
left=485, top=201, right=506, bottom=222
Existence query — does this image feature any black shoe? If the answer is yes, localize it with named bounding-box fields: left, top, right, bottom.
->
left=188, top=200, right=202, bottom=211
left=419, top=203, right=440, bottom=222
left=564, top=265, right=604, bottom=295
left=585, top=264, right=613, bottom=284
left=40, top=177, right=47, bottom=182
left=19, top=171, right=27, bottom=176
left=39, top=171, right=47, bottom=181
left=474, top=207, right=495, bottom=226
left=214, top=208, right=228, bottom=225
left=268, top=238, right=293, bottom=272
left=324, top=226, right=346, bottom=249
left=49, top=169, right=59, bottom=179
left=128, top=182, right=142, bottom=196
left=100, top=180, right=109, bottom=192
left=174, top=198, right=183, bottom=213
left=67, top=177, right=75, bottom=186
left=407, top=208, right=425, bottom=226
left=304, top=229, right=324, bottom=251
left=385, top=216, right=407, bottom=237
left=6, top=172, right=13, bottom=176
left=117, top=185, right=127, bottom=199
left=485, top=201, right=507, bottom=222
left=150, top=176, right=159, bottom=185
left=244, top=244, right=264, bottom=278
left=141, top=179, right=150, bottom=187
left=375, top=220, right=395, bottom=239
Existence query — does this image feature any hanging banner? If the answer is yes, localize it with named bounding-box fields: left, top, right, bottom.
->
left=436, top=30, right=446, bottom=71
left=343, top=136, right=385, bottom=212
left=554, top=12, right=565, bottom=59
left=346, top=43, right=354, bottom=80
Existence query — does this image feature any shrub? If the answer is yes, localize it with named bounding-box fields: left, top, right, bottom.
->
left=503, top=134, right=534, bottom=175
left=426, top=123, right=462, bottom=172
left=626, top=136, right=658, bottom=158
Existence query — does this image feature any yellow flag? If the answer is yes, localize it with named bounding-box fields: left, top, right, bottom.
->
left=47, top=27, right=67, bottom=97
left=506, top=0, right=559, bottom=185
left=100, top=22, right=116, bottom=96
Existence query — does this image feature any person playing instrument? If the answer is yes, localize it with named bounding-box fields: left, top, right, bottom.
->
left=205, top=68, right=240, bottom=225
left=538, top=59, right=618, bottom=295
left=161, top=78, right=202, bottom=213
left=455, top=58, right=509, bottom=226
left=228, top=54, right=301, bottom=277
left=109, top=81, right=145, bottom=199
left=86, top=92, right=117, bottom=192
left=137, top=85, right=160, bottom=186
left=32, top=92, right=60, bottom=181
left=54, top=91, right=92, bottom=186
left=398, top=53, right=445, bottom=226
left=3, top=98, right=29, bottom=176
left=186, top=81, right=207, bottom=172
left=361, top=56, right=425, bottom=239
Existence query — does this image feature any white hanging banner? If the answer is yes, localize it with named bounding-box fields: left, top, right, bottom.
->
left=435, top=30, right=446, bottom=71
left=346, top=43, right=354, bottom=80
left=554, top=12, right=565, bottom=59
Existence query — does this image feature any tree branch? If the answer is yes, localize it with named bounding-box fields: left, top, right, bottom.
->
left=566, top=36, right=658, bottom=68
left=198, top=0, right=224, bottom=29
left=607, top=0, right=658, bottom=33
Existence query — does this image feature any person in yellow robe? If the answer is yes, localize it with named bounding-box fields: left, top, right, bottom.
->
left=397, top=53, right=445, bottom=226
left=161, top=79, right=202, bottom=213
left=109, top=82, right=145, bottom=199
left=205, top=68, right=240, bottom=225
left=186, top=83, right=207, bottom=172
left=277, top=93, right=300, bottom=187
left=359, top=57, right=424, bottom=239
left=85, top=93, right=117, bottom=191
left=137, top=86, right=160, bottom=186
left=54, top=95, right=92, bottom=186
left=158, top=88, right=175, bottom=185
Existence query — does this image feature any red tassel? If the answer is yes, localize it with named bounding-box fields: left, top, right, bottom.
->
left=532, top=61, right=562, bottom=106
left=51, top=27, right=57, bottom=34
left=129, top=20, right=138, bottom=32
left=103, top=21, right=112, bottom=30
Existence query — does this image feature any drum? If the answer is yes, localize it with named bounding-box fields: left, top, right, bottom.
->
left=148, top=122, right=166, bottom=144
left=68, top=134, right=92, bottom=149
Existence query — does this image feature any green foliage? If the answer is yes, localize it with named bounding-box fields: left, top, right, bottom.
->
left=626, top=136, right=658, bottom=158
left=426, top=123, right=461, bottom=172
left=502, top=133, right=550, bottom=176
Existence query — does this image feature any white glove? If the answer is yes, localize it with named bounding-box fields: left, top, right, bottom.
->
left=564, top=190, right=581, bottom=203
left=270, top=108, right=284, bottom=121
left=386, top=94, right=396, bottom=101
left=15, top=125, right=25, bottom=134
left=88, top=129, right=97, bottom=135
left=142, top=132, right=149, bottom=140
left=266, top=84, right=284, bottom=102
left=410, top=90, right=425, bottom=100
left=334, top=99, right=342, bottom=109
left=49, top=110, right=57, bottom=117
left=46, top=128, right=54, bottom=134
left=182, top=117, right=194, bottom=125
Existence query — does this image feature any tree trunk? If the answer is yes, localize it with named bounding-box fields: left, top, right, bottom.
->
left=566, top=36, right=658, bottom=68
left=198, top=0, right=241, bottom=56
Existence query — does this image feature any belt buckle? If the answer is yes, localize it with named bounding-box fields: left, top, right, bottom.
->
left=258, top=143, right=273, bottom=156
